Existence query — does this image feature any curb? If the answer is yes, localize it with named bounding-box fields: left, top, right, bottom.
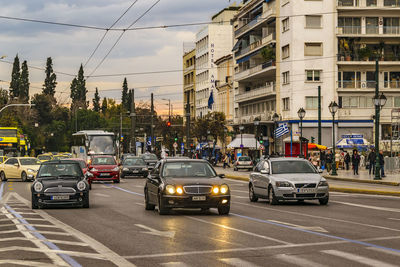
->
left=324, top=175, right=400, bottom=186
left=225, top=175, right=400, bottom=196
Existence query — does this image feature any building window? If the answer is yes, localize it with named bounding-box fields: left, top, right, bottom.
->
left=282, top=71, right=290, bottom=84
left=282, top=45, right=290, bottom=59
left=366, top=17, right=379, bottom=34
left=305, top=15, right=322, bottom=28
left=304, top=43, right=323, bottom=56
left=306, top=70, right=321, bottom=82
left=366, top=0, right=377, bottom=6
left=306, top=96, right=319, bottom=109
left=282, top=18, right=289, bottom=32
left=282, top=97, right=290, bottom=111
left=338, top=17, right=361, bottom=34
left=384, top=17, right=400, bottom=34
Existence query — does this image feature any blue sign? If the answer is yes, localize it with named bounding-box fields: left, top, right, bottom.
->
left=240, top=144, right=244, bottom=148
left=0, top=138, right=3, bottom=141
left=79, top=147, right=84, bottom=153
left=181, top=143, right=184, bottom=149
left=342, top=134, right=363, bottom=138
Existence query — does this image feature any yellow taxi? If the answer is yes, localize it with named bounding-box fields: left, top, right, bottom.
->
left=37, top=154, right=54, bottom=163
left=0, top=157, right=41, bottom=182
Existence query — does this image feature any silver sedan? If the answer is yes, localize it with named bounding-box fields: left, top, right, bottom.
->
left=249, top=157, right=329, bottom=205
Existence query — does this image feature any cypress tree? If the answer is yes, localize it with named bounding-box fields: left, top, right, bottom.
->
left=9, top=55, right=20, bottom=99
left=19, top=60, right=30, bottom=103
left=122, top=78, right=129, bottom=110
left=93, top=87, right=100, bottom=112
left=101, top=97, right=107, bottom=115
left=70, top=64, right=87, bottom=111
left=43, top=57, right=57, bottom=97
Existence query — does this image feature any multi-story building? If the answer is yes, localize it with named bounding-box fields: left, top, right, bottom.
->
left=195, top=5, right=240, bottom=118
left=215, top=54, right=235, bottom=124
left=183, top=47, right=196, bottom=121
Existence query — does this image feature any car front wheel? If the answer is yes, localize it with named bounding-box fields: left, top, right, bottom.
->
left=31, top=195, right=38, bottom=209
left=114, top=179, right=120, bottom=184
left=1, top=172, right=7, bottom=181
left=218, top=205, right=230, bottom=215
left=21, top=172, right=27, bottom=182
left=144, top=189, right=155, bottom=210
left=249, top=184, right=258, bottom=202
left=83, top=194, right=90, bottom=208
left=319, top=195, right=329, bottom=205
left=158, top=194, right=169, bottom=215
left=268, top=186, right=279, bottom=205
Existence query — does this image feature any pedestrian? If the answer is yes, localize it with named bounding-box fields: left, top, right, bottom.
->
left=344, top=151, right=350, bottom=170
left=223, top=153, right=230, bottom=169
left=325, top=150, right=332, bottom=173
left=367, top=148, right=376, bottom=175
left=352, top=149, right=360, bottom=175
left=320, top=151, right=326, bottom=170
left=379, top=150, right=386, bottom=177
left=335, top=151, right=340, bottom=170
left=360, top=153, right=365, bottom=168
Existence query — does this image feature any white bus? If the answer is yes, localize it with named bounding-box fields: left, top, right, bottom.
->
left=71, top=130, right=116, bottom=162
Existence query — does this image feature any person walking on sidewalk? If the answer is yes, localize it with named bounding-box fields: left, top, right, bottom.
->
left=335, top=151, right=340, bottom=170
left=367, top=148, right=376, bottom=175
left=326, top=150, right=333, bottom=173
left=352, top=149, right=360, bottom=175
left=344, top=151, right=350, bottom=170
left=222, top=153, right=230, bottom=169
left=379, top=150, right=386, bottom=178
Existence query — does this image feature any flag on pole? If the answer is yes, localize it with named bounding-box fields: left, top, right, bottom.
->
left=208, top=90, right=214, bottom=109
left=275, top=124, right=289, bottom=138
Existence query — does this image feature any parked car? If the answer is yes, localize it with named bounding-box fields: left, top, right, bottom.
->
left=249, top=157, right=329, bottom=205
left=31, top=160, right=90, bottom=208
left=144, top=159, right=230, bottom=215
left=120, top=157, right=148, bottom=178
left=0, top=157, right=41, bottom=181
left=140, top=153, right=158, bottom=169
left=88, top=155, right=120, bottom=185
left=234, top=156, right=253, bottom=171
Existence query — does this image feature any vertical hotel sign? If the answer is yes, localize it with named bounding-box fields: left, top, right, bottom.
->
left=210, top=43, right=215, bottom=110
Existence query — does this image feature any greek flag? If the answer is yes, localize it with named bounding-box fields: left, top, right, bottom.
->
left=275, top=124, right=289, bottom=138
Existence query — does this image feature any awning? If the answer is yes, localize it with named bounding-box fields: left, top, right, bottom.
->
left=336, top=137, right=372, bottom=151
left=232, top=40, right=242, bottom=52
left=308, top=143, right=327, bottom=150
left=236, top=50, right=260, bottom=64
left=227, top=134, right=261, bottom=149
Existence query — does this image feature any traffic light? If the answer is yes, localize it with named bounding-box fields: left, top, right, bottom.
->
left=259, top=133, right=264, bottom=144
left=174, top=133, right=178, bottom=142
left=311, top=136, right=315, bottom=143
left=166, top=121, right=171, bottom=127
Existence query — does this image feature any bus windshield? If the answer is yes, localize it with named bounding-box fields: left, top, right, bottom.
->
left=88, top=136, right=114, bottom=154
left=0, top=129, right=17, bottom=137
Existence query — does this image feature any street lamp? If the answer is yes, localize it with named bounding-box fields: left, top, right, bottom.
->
left=297, top=108, right=306, bottom=158
left=373, top=93, right=387, bottom=180
left=254, top=119, right=260, bottom=154
left=328, top=101, right=339, bottom=176
left=272, top=113, right=279, bottom=154
left=239, top=125, right=244, bottom=150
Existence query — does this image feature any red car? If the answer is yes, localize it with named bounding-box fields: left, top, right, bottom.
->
left=88, top=155, right=120, bottom=185
left=67, top=158, right=88, bottom=175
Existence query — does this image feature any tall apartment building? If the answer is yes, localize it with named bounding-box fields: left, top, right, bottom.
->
left=215, top=55, right=235, bottom=124
left=233, top=0, right=400, bottom=149
left=183, top=47, right=196, bottom=121
left=195, top=5, right=240, bottom=118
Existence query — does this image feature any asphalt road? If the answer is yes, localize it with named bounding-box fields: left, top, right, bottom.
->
left=2, top=178, right=400, bottom=267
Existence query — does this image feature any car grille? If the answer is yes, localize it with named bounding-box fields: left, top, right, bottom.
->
left=295, top=183, right=316, bottom=188
left=44, top=187, right=76, bottom=194
left=296, top=193, right=316, bottom=198
left=183, top=185, right=212, bottom=195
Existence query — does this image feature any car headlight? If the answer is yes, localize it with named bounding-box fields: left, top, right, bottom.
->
left=165, top=185, right=175, bottom=194
left=123, top=168, right=129, bottom=171
left=220, top=184, right=229, bottom=194
left=27, top=169, right=36, bottom=173
left=276, top=181, right=292, bottom=187
left=212, top=186, right=219, bottom=194
left=91, top=168, right=98, bottom=172
left=176, top=186, right=183, bottom=195
left=112, top=167, right=119, bottom=171
left=318, top=180, right=329, bottom=187
left=77, top=181, right=86, bottom=191
left=142, top=167, right=148, bottom=171
left=34, top=182, right=43, bottom=192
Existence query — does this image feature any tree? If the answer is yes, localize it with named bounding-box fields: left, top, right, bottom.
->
left=92, top=87, right=100, bottom=112
left=70, top=64, right=87, bottom=111
left=101, top=97, right=107, bottom=114
left=19, top=60, right=30, bottom=103
left=121, top=78, right=129, bottom=110
left=0, top=88, right=9, bottom=107
left=43, top=57, right=57, bottom=97
left=31, top=93, right=53, bottom=125
left=9, top=54, right=20, bottom=99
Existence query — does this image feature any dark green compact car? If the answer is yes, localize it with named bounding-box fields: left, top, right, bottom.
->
left=31, top=160, right=90, bottom=209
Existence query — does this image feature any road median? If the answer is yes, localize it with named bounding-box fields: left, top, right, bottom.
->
left=324, top=175, right=400, bottom=186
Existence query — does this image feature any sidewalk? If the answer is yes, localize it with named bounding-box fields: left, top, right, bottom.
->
left=323, top=168, right=400, bottom=186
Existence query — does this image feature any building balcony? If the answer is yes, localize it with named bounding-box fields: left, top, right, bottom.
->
left=337, top=80, right=400, bottom=91
left=184, top=65, right=195, bottom=72
left=337, top=26, right=400, bottom=36
left=184, top=83, right=195, bottom=91
left=337, top=0, right=400, bottom=8
left=235, top=61, right=276, bottom=82
left=235, top=33, right=276, bottom=59
left=337, top=54, right=400, bottom=65
left=235, top=7, right=276, bottom=38
left=235, top=83, right=276, bottom=103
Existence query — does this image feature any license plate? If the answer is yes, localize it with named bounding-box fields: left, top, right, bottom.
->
left=192, top=196, right=206, bottom=201
left=297, top=188, right=315, bottom=193
left=51, top=195, right=69, bottom=200
left=132, top=170, right=139, bottom=173
left=100, top=173, right=110, bottom=176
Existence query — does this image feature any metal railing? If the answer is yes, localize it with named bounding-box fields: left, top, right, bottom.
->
left=235, top=83, right=276, bottom=102
left=235, top=60, right=275, bottom=80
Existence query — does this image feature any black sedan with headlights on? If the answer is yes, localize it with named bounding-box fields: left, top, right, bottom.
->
left=31, top=160, right=90, bottom=209
left=120, top=157, right=148, bottom=178
left=144, top=159, right=230, bottom=215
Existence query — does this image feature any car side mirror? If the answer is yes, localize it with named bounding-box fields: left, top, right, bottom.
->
left=218, top=174, right=225, bottom=179
left=261, top=170, right=269, bottom=175
left=14, top=163, right=19, bottom=167
left=86, top=172, right=94, bottom=178
left=150, top=173, right=160, bottom=180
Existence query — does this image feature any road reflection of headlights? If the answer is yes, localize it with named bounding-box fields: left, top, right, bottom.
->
left=166, top=185, right=175, bottom=194
left=176, top=186, right=183, bottom=194
left=220, top=184, right=229, bottom=194
left=34, top=182, right=43, bottom=192
left=212, top=186, right=219, bottom=194
left=275, top=181, right=292, bottom=187
left=318, top=180, right=328, bottom=187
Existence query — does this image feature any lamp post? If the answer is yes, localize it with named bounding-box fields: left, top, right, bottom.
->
left=328, top=101, right=339, bottom=176
left=239, top=125, right=244, bottom=151
left=273, top=113, right=279, bottom=154
left=254, top=119, right=260, bottom=156
left=297, top=108, right=306, bottom=158
left=373, top=93, right=387, bottom=180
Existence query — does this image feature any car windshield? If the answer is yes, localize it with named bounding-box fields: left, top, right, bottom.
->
left=20, top=158, right=41, bottom=165
left=271, top=161, right=317, bottom=174
left=38, top=155, right=52, bottom=160
left=73, top=160, right=86, bottom=169
left=142, top=154, right=157, bottom=160
left=162, top=161, right=217, bottom=178
left=92, top=157, right=116, bottom=165
left=239, top=156, right=251, bottom=161
left=89, top=135, right=115, bottom=154
left=38, top=163, right=83, bottom=178
left=124, top=158, right=146, bottom=165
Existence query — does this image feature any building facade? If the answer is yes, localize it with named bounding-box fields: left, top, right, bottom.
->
left=215, top=54, right=235, bottom=124
left=183, top=48, right=196, bottom=121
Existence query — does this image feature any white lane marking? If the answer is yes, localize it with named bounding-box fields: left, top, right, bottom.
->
left=94, top=193, right=110, bottom=198
left=0, top=237, right=89, bottom=246
left=0, top=229, right=72, bottom=236
left=322, top=250, right=397, bottom=267
left=135, top=202, right=145, bottom=206
left=388, top=218, right=400, bottom=221
left=367, top=247, right=400, bottom=257
left=135, top=224, right=175, bottom=238
left=268, top=220, right=328, bottom=233
left=0, top=223, right=58, bottom=228
left=232, top=196, right=248, bottom=199
left=231, top=189, right=249, bottom=194
left=0, top=260, right=55, bottom=267
left=10, top=192, right=136, bottom=267
left=234, top=201, right=400, bottom=233
left=220, top=258, right=259, bottom=267
left=0, top=207, right=69, bottom=267
left=275, top=254, right=325, bottom=267
left=186, top=216, right=291, bottom=245
left=161, top=262, right=189, bottom=267
left=123, top=235, right=399, bottom=259
left=332, top=201, right=400, bottom=213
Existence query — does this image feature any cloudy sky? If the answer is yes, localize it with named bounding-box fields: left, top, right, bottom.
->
left=0, top=0, right=235, bottom=114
